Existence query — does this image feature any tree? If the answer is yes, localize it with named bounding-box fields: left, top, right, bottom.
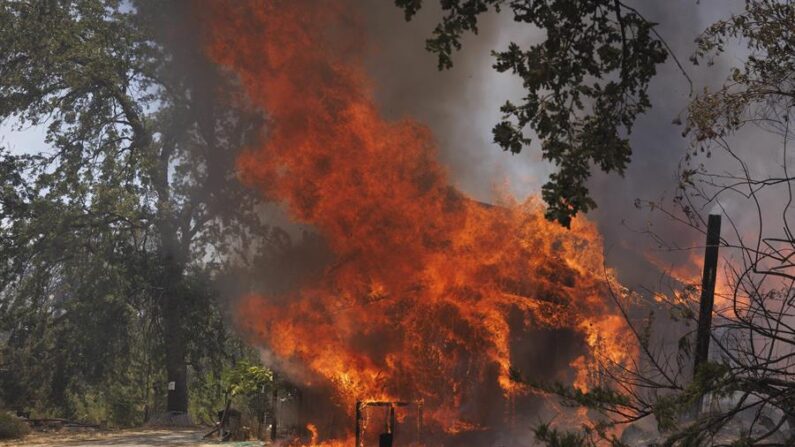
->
left=0, top=0, right=275, bottom=418
left=394, top=0, right=670, bottom=227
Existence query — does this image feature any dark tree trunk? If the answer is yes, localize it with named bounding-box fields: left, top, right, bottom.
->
left=271, top=377, right=278, bottom=441
left=164, top=317, right=188, bottom=413
left=153, top=141, right=190, bottom=416
left=161, top=253, right=189, bottom=414
left=165, top=351, right=188, bottom=413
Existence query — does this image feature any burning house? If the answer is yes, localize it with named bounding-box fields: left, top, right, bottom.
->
left=3, top=0, right=794, bottom=445
left=197, top=0, right=635, bottom=445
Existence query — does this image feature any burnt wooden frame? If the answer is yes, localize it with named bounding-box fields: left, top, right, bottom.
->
left=355, top=400, right=423, bottom=447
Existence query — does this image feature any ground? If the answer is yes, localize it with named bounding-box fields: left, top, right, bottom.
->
left=1, top=428, right=265, bottom=447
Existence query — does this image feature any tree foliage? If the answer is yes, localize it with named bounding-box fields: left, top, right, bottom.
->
left=395, top=0, right=668, bottom=226
left=222, top=361, right=274, bottom=398
left=0, top=0, right=278, bottom=423
left=688, top=0, right=795, bottom=143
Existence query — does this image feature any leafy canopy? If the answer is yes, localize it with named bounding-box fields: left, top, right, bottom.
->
left=0, top=0, right=275, bottom=421
left=222, top=361, right=274, bottom=397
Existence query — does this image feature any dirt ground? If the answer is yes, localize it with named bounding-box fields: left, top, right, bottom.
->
left=0, top=428, right=265, bottom=447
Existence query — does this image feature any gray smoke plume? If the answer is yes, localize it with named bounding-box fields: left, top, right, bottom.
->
left=360, top=0, right=749, bottom=291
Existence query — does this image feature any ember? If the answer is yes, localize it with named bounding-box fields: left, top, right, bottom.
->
left=201, top=0, right=633, bottom=444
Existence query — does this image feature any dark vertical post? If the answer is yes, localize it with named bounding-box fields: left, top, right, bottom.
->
left=389, top=404, right=396, bottom=435
left=355, top=401, right=362, bottom=447
left=257, top=384, right=266, bottom=440
left=417, top=401, right=423, bottom=445
left=380, top=405, right=394, bottom=447
left=219, top=393, right=231, bottom=441
left=270, top=375, right=278, bottom=442
left=693, top=214, right=721, bottom=412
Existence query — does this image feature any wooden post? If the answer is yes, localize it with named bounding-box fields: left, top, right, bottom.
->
left=388, top=404, right=396, bottom=440
left=693, top=214, right=721, bottom=413
left=219, top=392, right=231, bottom=441
left=355, top=401, right=363, bottom=447
left=257, top=384, right=266, bottom=440
left=270, top=375, right=278, bottom=442
left=417, top=401, right=422, bottom=445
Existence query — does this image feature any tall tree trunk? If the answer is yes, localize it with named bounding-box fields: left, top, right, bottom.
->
left=157, top=195, right=189, bottom=414
left=152, top=131, right=190, bottom=415
left=162, top=255, right=188, bottom=413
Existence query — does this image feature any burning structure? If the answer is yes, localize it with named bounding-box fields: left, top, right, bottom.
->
left=199, top=0, right=634, bottom=444
left=354, top=400, right=424, bottom=447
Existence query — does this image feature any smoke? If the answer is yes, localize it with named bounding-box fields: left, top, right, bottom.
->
left=585, top=0, right=742, bottom=288
left=157, top=0, right=780, bottom=443
left=356, top=0, right=751, bottom=290
left=359, top=3, right=551, bottom=201
left=195, top=1, right=640, bottom=444
left=146, top=0, right=756, bottom=313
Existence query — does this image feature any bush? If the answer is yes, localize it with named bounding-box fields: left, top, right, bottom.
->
left=109, top=394, right=142, bottom=428
left=0, top=412, right=31, bottom=440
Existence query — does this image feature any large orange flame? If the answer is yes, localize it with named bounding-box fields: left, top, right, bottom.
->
left=201, top=0, right=633, bottom=443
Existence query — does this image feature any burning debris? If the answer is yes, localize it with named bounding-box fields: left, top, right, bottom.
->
left=355, top=401, right=423, bottom=447
left=199, top=0, right=634, bottom=443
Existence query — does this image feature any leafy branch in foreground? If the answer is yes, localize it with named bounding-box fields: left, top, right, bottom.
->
left=222, top=361, right=274, bottom=397
left=395, top=0, right=671, bottom=226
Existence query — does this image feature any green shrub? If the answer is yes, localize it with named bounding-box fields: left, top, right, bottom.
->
left=0, top=412, right=31, bottom=440
left=109, top=394, right=142, bottom=427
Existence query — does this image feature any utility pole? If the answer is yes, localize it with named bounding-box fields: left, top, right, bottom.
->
left=693, top=214, right=721, bottom=414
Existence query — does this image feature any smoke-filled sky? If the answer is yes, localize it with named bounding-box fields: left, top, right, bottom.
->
left=0, top=0, right=768, bottom=289
left=357, top=0, right=749, bottom=289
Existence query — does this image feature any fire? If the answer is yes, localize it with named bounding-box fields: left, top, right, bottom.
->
left=302, top=424, right=350, bottom=447
left=644, top=248, right=732, bottom=310
left=308, top=424, right=319, bottom=444
left=200, top=0, right=633, bottom=442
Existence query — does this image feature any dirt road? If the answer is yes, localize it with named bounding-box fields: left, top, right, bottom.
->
left=1, top=428, right=265, bottom=446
